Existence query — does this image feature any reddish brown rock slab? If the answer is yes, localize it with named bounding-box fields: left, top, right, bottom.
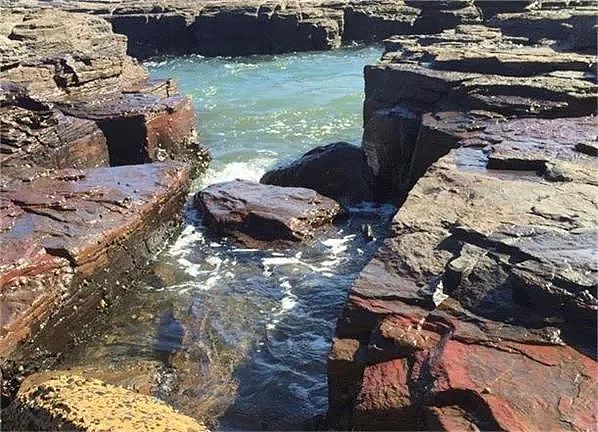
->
left=195, top=179, right=342, bottom=247
left=59, top=92, right=206, bottom=171
left=0, top=161, right=191, bottom=359
left=328, top=116, right=598, bottom=430
left=424, top=340, right=598, bottom=432
left=352, top=358, right=416, bottom=431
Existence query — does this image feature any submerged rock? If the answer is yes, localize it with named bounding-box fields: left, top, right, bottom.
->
left=4, top=372, right=206, bottom=431
left=260, top=142, right=374, bottom=206
left=328, top=116, right=598, bottom=430
left=195, top=179, right=342, bottom=246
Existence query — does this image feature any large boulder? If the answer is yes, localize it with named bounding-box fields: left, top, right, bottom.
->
left=260, top=142, right=375, bottom=206
left=4, top=372, right=206, bottom=431
left=195, top=179, right=342, bottom=246
left=327, top=116, right=598, bottom=430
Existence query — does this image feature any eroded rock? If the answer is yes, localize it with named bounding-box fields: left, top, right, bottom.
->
left=4, top=372, right=206, bottom=431
left=0, top=8, right=208, bottom=171
left=328, top=116, right=598, bottom=430
left=195, top=179, right=342, bottom=246
left=363, top=24, right=596, bottom=199
left=261, top=142, right=374, bottom=206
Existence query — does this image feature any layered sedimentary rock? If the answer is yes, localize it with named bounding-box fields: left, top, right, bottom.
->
left=0, top=162, right=190, bottom=359
left=3, top=0, right=485, bottom=58
left=261, top=142, right=374, bottom=206
left=328, top=116, right=598, bottom=430
left=0, top=82, right=109, bottom=170
left=0, top=8, right=208, bottom=172
left=196, top=179, right=342, bottom=246
left=4, top=372, right=206, bottom=431
left=363, top=23, right=596, bottom=199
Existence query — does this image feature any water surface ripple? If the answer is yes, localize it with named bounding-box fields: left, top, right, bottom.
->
left=56, top=46, right=391, bottom=430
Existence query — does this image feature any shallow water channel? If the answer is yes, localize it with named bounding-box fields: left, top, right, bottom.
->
left=54, top=45, right=394, bottom=430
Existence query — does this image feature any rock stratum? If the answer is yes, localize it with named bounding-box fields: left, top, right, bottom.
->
left=1, top=0, right=543, bottom=58
left=0, top=4, right=208, bottom=413
left=328, top=2, right=598, bottom=430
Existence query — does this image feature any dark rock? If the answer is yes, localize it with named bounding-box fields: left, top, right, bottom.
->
left=0, top=162, right=190, bottom=360
left=260, top=142, right=374, bottom=206
left=341, top=1, right=419, bottom=42
left=195, top=179, right=342, bottom=246
left=490, top=7, right=598, bottom=52
left=328, top=116, right=598, bottom=430
left=190, top=4, right=343, bottom=57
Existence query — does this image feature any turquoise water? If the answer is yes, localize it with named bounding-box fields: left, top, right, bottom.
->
left=55, top=46, right=390, bottom=431
left=147, top=45, right=382, bottom=185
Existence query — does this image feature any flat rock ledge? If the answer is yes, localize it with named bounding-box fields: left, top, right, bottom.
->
left=195, top=179, right=342, bottom=247
left=4, top=372, right=207, bottom=431
left=328, top=115, right=598, bottom=431
left=0, top=162, right=190, bottom=360
left=363, top=21, right=596, bottom=199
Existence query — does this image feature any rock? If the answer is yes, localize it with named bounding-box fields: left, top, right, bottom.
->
left=190, top=3, right=343, bottom=57
left=260, top=142, right=374, bottom=206
left=341, top=1, right=419, bottom=42
left=0, top=8, right=208, bottom=172
left=59, top=92, right=206, bottom=172
left=195, top=179, right=342, bottom=246
left=0, top=82, right=109, bottom=170
left=363, top=24, right=596, bottom=199
left=0, top=162, right=190, bottom=360
left=4, top=372, right=206, bottom=431
left=327, top=116, right=598, bottom=430
left=490, top=6, right=598, bottom=52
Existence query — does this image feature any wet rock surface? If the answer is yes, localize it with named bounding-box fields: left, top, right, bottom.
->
left=328, top=116, right=598, bottom=430
left=196, top=179, right=343, bottom=247
left=261, top=142, right=374, bottom=206
left=0, top=162, right=190, bottom=360
left=4, top=372, right=206, bottom=431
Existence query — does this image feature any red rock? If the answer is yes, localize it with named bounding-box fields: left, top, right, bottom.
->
left=195, top=179, right=342, bottom=247
left=352, top=358, right=417, bottom=431
left=59, top=93, right=206, bottom=172
left=0, top=162, right=190, bottom=359
left=328, top=116, right=598, bottom=430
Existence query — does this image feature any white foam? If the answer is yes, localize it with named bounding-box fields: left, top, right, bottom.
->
left=169, top=224, right=204, bottom=257
left=201, top=157, right=275, bottom=186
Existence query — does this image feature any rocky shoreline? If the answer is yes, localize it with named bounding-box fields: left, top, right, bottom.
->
left=1, top=0, right=597, bottom=430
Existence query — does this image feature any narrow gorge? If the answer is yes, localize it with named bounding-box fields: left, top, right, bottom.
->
left=0, top=1, right=596, bottom=431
